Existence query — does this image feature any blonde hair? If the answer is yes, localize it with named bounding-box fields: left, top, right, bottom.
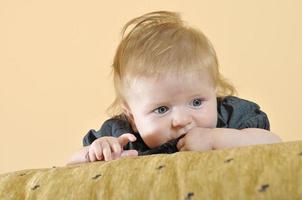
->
left=107, top=11, right=236, bottom=116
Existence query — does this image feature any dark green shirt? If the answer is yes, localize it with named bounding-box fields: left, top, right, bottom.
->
left=83, top=96, right=270, bottom=155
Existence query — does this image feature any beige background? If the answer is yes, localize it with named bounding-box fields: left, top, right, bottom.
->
left=1, top=0, right=301, bottom=174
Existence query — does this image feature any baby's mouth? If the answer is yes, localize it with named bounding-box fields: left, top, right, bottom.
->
left=178, top=124, right=195, bottom=136
left=137, top=125, right=196, bottom=156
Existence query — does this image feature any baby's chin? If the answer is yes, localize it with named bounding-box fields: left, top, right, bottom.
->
left=139, top=132, right=168, bottom=148
left=143, top=133, right=186, bottom=149
left=140, top=131, right=184, bottom=148
left=144, top=139, right=167, bottom=149
left=138, top=135, right=184, bottom=156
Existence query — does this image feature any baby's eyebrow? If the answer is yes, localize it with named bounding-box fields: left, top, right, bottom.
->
left=147, top=101, right=170, bottom=108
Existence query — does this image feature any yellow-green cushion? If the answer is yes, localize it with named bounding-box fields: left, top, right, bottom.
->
left=1, top=141, right=302, bottom=199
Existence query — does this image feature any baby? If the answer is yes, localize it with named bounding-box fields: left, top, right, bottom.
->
left=67, top=11, right=281, bottom=164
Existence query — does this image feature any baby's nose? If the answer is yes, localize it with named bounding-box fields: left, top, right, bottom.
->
left=171, top=109, right=192, bottom=128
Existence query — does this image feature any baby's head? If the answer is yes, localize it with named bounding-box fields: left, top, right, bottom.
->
left=108, top=11, right=236, bottom=148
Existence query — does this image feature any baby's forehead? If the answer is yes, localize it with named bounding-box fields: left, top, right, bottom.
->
left=131, top=69, right=214, bottom=86
left=128, top=72, right=214, bottom=95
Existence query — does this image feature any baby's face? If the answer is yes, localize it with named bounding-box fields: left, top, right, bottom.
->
left=124, top=72, right=217, bottom=148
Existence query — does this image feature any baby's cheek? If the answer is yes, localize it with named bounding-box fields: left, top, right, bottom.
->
left=197, top=110, right=217, bottom=128
left=137, top=123, right=169, bottom=148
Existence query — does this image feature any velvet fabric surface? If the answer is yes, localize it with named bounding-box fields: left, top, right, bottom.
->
left=1, top=141, right=302, bottom=199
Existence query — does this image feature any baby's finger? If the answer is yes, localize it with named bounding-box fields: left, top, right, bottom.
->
left=88, top=147, right=97, bottom=162
left=179, top=145, right=187, bottom=151
left=93, top=143, right=104, bottom=161
left=177, top=138, right=185, bottom=150
left=121, top=150, right=138, bottom=158
left=102, top=141, right=113, bottom=161
left=108, top=140, right=122, bottom=159
left=118, top=133, right=137, bottom=147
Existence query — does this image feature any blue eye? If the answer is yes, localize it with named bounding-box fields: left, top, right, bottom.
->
left=154, top=106, right=169, bottom=114
left=191, top=98, right=203, bottom=107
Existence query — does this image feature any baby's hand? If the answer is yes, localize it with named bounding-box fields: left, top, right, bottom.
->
left=87, top=133, right=138, bottom=162
left=176, top=127, right=214, bottom=152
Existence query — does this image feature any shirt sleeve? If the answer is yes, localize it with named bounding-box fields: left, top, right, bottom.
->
left=82, top=115, right=133, bottom=146
left=217, top=96, right=270, bottom=130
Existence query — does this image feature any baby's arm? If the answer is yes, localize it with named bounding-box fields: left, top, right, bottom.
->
left=66, top=133, right=138, bottom=165
left=177, top=127, right=281, bottom=151
left=212, top=128, right=281, bottom=149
